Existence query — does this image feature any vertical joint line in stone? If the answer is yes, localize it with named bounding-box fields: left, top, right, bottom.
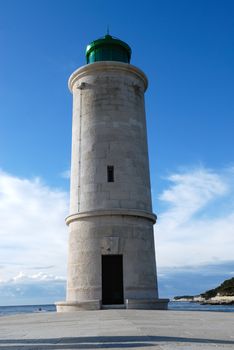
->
left=77, top=88, right=82, bottom=212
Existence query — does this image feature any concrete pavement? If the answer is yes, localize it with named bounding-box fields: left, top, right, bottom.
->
left=0, top=309, right=233, bottom=349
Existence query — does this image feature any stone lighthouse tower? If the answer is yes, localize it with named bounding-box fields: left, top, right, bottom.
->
left=56, top=34, right=169, bottom=311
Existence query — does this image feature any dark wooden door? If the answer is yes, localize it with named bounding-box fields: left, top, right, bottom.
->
left=102, top=255, right=124, bottom=305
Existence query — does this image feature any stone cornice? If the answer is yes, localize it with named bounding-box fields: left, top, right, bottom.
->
left=68, top=61, right=148, bottom=92
left=66, top=209, right=157, bottom=225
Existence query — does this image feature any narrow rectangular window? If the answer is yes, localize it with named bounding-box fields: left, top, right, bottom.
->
left=107, top=166, right=114, bottom=182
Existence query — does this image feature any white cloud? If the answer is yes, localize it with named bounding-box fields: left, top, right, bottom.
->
left=0, top=273, right=66, bottom=306
left=60, top=169, right=70, bottom=179
left=0, top=170, right=69, bottom=282
left=0, top=166, right=233, bottom=303
left=10, top=271, right=65, bottom=283
left=155, top=166, right=234, bottom=268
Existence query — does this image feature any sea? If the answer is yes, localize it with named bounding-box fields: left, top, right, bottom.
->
left=0, top=302, right=234, bottom=317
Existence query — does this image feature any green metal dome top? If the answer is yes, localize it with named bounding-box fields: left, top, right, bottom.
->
left=86, top=34, right=131, bottom=64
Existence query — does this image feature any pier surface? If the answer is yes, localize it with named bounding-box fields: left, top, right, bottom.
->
left=0, top=309, right=233, bottom=349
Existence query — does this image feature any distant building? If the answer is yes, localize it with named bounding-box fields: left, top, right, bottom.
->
left=56, top=34, right=169, bottom=311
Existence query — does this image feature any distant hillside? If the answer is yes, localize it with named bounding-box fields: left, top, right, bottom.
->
left=201, top=277, right=234, bottom=300
left=174, top=277, right=234, bottom=303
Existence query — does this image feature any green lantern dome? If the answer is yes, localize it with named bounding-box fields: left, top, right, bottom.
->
left=86, top=34, right=131, bottom=64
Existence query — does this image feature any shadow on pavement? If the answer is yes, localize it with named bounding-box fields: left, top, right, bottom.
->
left=0, top=335, right=233, bottom=349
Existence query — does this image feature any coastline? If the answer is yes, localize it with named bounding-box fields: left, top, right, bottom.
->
left=173, top=295, right=234, bottom=305
left=202, top=296, right=234, bottom=305
left=1, top=301, right=234, bottom=318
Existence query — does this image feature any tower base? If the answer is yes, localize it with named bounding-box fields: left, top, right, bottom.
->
left=56, top=300, right=101, bottom=312
left=56, top=298, right=169, bottom=312
left=126, top=298, right=169, bottom=310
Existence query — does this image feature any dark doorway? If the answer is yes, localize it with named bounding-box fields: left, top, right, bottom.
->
left=102, top=255, right=124, bottom=305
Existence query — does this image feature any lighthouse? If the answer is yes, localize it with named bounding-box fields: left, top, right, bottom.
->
left=56, top=34, right=169, bottom=311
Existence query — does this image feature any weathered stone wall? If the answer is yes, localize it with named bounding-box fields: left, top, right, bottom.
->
left=69, top=62, right=152, bottom=214
left=66, top=214, right=158, bottom=302
left=56, top=61, right=168, bottom=311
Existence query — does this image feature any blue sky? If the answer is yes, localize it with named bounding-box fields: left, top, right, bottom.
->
left=0, top=0, right=233, bottom=305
